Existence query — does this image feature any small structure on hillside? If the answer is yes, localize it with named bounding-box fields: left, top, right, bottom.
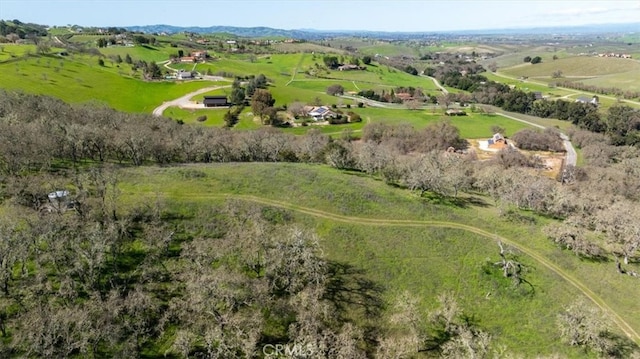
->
left=46, top=190, right=71, bottom=212
left=487, top=133, right=508, bottom=149
left=337, top=64, right=364, bottom=71
left=575, top=95, right=598, bottom=106
left=203, top=96, right=229, bottom=107
left=445, top=109, right=466, bottom=116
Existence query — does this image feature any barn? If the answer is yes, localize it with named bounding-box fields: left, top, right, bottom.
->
left=203, top=96, right=228, bottom=107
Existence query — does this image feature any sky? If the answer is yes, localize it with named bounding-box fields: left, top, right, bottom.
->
left=1, top=0, right=639, bottom=32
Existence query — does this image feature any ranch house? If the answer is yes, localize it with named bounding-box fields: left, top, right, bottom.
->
left=307, top=106, right=337, bottom=121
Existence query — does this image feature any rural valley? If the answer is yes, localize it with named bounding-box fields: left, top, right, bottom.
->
left=1, top=2, right=640, bottom=358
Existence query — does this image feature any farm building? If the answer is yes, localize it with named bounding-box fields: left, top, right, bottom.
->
left=307, top=106, right=337, bottom=121
left=177, top=70, right=193, bottom=80
left=203, top=96, right=228, bottom=107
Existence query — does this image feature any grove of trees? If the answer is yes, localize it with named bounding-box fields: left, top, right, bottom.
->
left=0, top=89, right=639, bottom=357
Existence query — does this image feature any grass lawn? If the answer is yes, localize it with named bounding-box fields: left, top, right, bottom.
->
left=117, top=162, right=640, bottom=357
left=162, top=106, right=261, bottom=130
left=356, top=107, right=533, bottom=138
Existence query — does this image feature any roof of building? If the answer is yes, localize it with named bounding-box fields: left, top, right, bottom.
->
left=203, top=96, right=228, bottom=104
left=48, top=190, right=69, bottom=199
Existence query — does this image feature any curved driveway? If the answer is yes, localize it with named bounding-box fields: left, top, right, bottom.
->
left=152, top=85, right=231, bottom=117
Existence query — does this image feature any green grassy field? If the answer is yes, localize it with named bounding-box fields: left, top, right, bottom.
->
left=0, top=50, right=220, bottom=112
left=162, top=106, right=262, bottom=129
left=99, top=44, right=178, bottom=63
left=501, top=56, right=640, bottom=87
left=579, top=70, right=640, bottom=92
left=0, top=44, right=40, bottom=61
left=483, top=72, right=575, bottom=97
left=116, top=162, right=640, bottom=357
left=357, top=107, right=533, bottom=138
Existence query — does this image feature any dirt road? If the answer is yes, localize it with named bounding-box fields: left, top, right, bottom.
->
left=158, top=192, right=639, bottom=343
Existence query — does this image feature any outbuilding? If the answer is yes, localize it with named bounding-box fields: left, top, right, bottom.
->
left=203, top=96, right=229, bottom=107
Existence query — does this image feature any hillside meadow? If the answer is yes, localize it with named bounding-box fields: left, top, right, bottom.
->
left=0, top=51, right=219, bottom=112
left=501, top=56, right=640, bottom=90
left=116, top=162, right=640, bottom=357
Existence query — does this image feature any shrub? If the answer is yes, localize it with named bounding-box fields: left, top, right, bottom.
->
left=328, top=115, right=348, bottom=125
left=347, top=111, right=362, bottom=122
left=512, top=128, right=564, bottom=152
left=196, top=115, right=207, bottom=122
left=326, top=84, right=345, bottom=96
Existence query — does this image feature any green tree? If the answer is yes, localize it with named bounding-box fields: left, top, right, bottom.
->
left=323, top=56, right=339, bottom=69
left=523, top=56, right=531, bottom=62
left=530, top=56, right=542, bottom=64
left=145, top=62, right=162, bottom=79
left=230, top=87, right=246, bottom=105
left=362, top=55, right=372, bottom=65
left=404, top=65, right=418, bottom=75
left=98, top=58, right=105, bottom=66
left=125, top=53, right=132, bottom=64
left=326, top=84, right=345, bottom=96
left=251, top=89, right=275, bottom=120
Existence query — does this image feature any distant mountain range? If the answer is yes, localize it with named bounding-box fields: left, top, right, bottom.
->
left=124, top=22, right=640, bottom=39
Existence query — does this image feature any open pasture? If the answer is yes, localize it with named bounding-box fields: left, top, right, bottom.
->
left=118, top=162, right=640, bottom=357
left=0, top=51, right=216, bottom=112
left=357, top=107, right=533, bottom=138
left=502, top=56, right=640, bottom=79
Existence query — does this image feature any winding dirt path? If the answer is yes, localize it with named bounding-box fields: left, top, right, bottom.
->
left=169, top=192, right=639, bottom=342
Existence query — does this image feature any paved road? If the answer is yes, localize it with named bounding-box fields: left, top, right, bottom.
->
left=427, top=75, right=578, bottom=167
left=151, top=85, right=231, bottom=117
